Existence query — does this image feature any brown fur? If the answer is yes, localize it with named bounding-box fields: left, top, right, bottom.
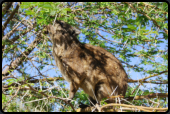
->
left=46, top=20, right=128, bottom=105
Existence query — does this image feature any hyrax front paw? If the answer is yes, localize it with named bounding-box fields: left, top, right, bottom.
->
left=65, top=98, right=72, bottom=104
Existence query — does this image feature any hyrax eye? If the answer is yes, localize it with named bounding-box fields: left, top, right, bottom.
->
left=59, top=22, right=64, bottom=26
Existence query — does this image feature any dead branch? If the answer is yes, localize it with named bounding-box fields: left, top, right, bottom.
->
left=2, top=74, right=16, bottom=80
left=109, top=93, right=168, bottom=101
left=128, top=70, right=168, bottom=84
left=3, top=77, right=64, bottom=89
left=100, top=103, right=168, bottom=112
left=25, top=83, right=76, bottom=112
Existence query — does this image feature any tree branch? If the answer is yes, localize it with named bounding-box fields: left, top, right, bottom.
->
left=2, top=2, right=13, bottom=15
left=128, top=70, right=168, bottom=84
left=2, top=2, right=20, bottom=32
left=2, top=34, right=43, bottom=77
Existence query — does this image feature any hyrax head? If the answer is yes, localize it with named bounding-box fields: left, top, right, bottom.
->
left=46, top=20, right=80, bottom=38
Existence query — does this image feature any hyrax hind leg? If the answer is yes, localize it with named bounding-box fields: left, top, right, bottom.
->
left=94, top=82, right=113, bottom=103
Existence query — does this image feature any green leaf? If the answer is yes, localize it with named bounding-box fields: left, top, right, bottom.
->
left=50, top=10, right=56, bottom=16
left=10, top=45, right=14, bottom=48
left=64, top=8, right=72, bottom=12
left=43, top=4, right=52, bottom=9
left=127, top=25, right=137, bottom=30
left=37, top=19, right=44, bottom=24
left=20, top=2, right=31, bottom=9
left=25, top=10, right=35, bottom=15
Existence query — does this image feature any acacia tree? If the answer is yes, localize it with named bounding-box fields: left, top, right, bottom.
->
left=2, top=2, right=168, bottom=112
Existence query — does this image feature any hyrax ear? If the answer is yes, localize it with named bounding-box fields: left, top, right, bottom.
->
left=73, top=27, right=81, bottom=36
left=43, top=25, right=49, bottom=34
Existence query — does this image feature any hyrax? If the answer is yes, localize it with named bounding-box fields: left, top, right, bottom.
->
left=46, top=20, right=128, bottom=107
